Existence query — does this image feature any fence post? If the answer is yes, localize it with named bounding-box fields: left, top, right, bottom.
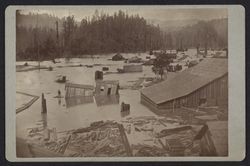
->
left=41, top=93, right=47, bottom=114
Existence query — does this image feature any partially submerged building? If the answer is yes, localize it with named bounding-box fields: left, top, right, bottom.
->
left=95, top=80, right=119, bottom=96
left=141, top=58, right=228, bottom=111
left=65, top=83, right=94, bottom=98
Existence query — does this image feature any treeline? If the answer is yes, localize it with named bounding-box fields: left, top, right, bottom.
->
left=169, top=18, right=228, bottom=50
left=16, top=10, right=228, bottom=61
left=67, top=10, right=164, bottom=55
left=16, top=26, right=57, bottom=60
left=16, top=10, right=165, bottom=60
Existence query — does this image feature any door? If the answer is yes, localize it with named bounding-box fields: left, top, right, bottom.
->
left=107, top=88, right=111, bottom=95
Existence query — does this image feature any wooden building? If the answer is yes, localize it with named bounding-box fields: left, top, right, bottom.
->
left=95, top=80, right=119, bottom=96
left=141, top=58, right=228, bottom=112
left=123, top=64, right=142, bottom=72
left=65, top=83, right=94, bottom=98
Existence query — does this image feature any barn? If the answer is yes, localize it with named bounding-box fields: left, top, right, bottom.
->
left=140, top=58, right=228, bottom=112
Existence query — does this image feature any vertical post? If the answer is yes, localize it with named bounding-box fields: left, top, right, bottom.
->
left=41, top=93, right=47, bottom=114
left=41, top=93, right=44, bottom=112
left=53, top=128, right=57, bottom=141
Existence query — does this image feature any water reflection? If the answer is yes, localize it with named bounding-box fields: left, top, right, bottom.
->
left=94, top=95, right=120, bottom=107
left=58, top=98, right=61, bottom=105
left=41, top=113, right=48, bottom=129
left=120, top=110, right=130, bottom=117
left=65, top=96, right=94, bottom=108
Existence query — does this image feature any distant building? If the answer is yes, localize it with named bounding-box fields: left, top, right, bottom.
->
left=128, top=56, right=142, bottom=63
left=95, top=70, right=103, bottom=80
left=95, top=80, right=119, bottom=96
left=141, top=58, right=228, bottom=111
left=123, top=64, right=143, bottom=72
left=112, top=53, right=124, bottom=61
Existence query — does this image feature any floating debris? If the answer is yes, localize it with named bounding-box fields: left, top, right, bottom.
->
left=112, top=53, right=125, bottom=61
left=56, top=76, right=67, bottom=83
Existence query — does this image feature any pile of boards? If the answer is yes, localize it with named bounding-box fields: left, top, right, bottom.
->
left=27, top=121, right=131, bottom=157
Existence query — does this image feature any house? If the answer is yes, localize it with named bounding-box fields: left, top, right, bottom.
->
left=95, top=80, right=119, bottom=96
left=140, top=58, right=228, bottom=111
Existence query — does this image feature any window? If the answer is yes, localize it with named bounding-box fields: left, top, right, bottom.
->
left=100, top=86, right=105, bottom=91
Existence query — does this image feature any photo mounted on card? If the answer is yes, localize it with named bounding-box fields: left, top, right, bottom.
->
left=5, top=5, right=245, bottom=162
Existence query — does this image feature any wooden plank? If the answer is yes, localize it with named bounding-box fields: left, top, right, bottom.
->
left=157, top=126, right=192, bottom=138
left=59, top=135, right=71, bottom=154
left=117, top=124, right=133, bottom=156
left=158, top=138, right=168, bottom=150
left=16, top=92, right=39, bottom=114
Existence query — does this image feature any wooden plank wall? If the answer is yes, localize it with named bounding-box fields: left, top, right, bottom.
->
left=158, top=74, right=228, bottom=109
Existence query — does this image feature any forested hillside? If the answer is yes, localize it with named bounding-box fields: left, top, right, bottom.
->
left=16, top=10, right=227, bottom=61
left=167, top=18, right=228, bottom=50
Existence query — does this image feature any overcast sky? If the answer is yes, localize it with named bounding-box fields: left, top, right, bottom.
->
left=20, top=6, right=228, bottom=22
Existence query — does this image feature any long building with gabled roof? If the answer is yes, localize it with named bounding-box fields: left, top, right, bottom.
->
left=140, top=58, right=228, bottom=111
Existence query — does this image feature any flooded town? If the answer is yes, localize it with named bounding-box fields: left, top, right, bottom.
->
left=15, top=7, right=228, bottom=157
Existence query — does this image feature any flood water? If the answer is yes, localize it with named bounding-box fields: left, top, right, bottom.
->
left=16, top=53, right=158, bottom=139
left=16, top=49, right=204, bottom=139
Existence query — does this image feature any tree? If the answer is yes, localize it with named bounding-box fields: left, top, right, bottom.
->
left=195, top=21, right=218, bottom=56
left=62, top=15, right=77, bottom=55
left=152, top=56, right=170, bottom=80
left=41, top=36, right=56, bottom=59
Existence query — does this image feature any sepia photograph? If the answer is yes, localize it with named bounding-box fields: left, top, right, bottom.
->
left=5, top=5, right=245, bottom=161
left=15, top=6, right=229, bottom=158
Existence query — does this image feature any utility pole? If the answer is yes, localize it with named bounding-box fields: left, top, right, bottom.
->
left=36, top=13, right=40, bottom=71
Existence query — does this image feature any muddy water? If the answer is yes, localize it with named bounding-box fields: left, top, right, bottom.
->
left=16, top=53, right=158, bottom=139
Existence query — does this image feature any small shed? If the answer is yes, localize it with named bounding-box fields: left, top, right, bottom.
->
left=95, top=80, right=119, bottom=96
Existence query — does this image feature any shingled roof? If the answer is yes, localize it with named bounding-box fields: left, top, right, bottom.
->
left=141, top=58, right=228, bottom=105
